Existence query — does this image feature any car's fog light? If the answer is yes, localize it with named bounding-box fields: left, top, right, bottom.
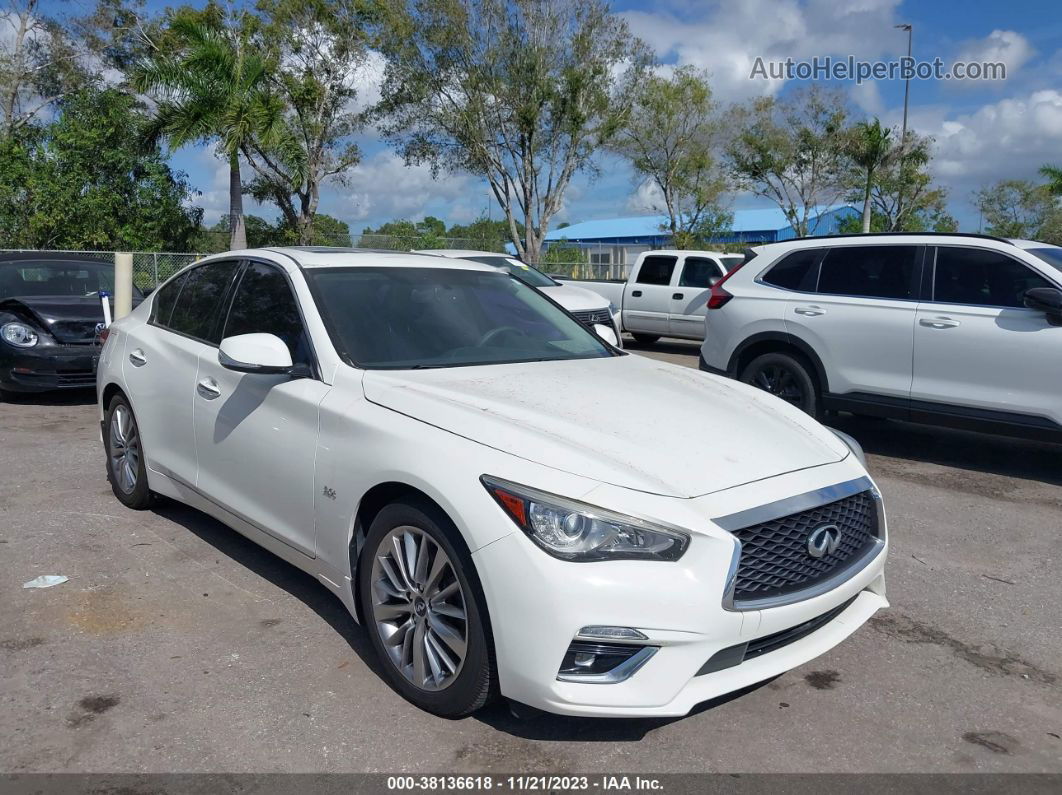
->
left=557, top=641, right=657, bottom=683
left=577, top=625, right=648, bottom=641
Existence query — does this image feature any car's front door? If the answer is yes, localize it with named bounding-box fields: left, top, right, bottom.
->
left=669, top=256, right=724, bottom=339
left=123, top=260, right=240, bottom=484
left=785, top=244, right=922, bottom=399
left=193, top=260, right=331, bottom=558
left=912, top=245, right=1062, bottom=425
left=623, top=255, right=677, bottom=335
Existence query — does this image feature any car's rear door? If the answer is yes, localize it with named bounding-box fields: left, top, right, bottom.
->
left=912, top=245, right=1062, bottom=426
left=623, top=255, right=677, bottom=335
left=123, top=260, right=240, bottom=484
left=669, top=255, right=725, bottom=339
left=192, top=259, right=330, bottom=558
left=785, top=244, right=922, bottom=399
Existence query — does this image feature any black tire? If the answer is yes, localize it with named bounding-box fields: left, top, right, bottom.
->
left=631, top=333, right=661, bottom=345
left=358, top=498, right=496, bottom=717
left=104, top=394, right=153, bottom=509
left=740, top=351, right=819, bottom=417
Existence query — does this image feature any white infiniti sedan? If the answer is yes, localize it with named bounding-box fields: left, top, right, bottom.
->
left=96, top=248, right=888, bottom=718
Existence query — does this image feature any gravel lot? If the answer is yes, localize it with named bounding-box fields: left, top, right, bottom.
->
left=1, top=336, right=1060, bottom=773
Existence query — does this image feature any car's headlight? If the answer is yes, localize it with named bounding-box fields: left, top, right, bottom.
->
left=1, top=322, right=39, bottom=348
left=481, top=476, right=689, bottom=561
left=829, top=428, right=866, bottom=467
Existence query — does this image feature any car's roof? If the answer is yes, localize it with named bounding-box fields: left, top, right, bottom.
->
left=1009, top=239, right=1059, bottom=250
left=412, top=249, right=513, bottom=259
left=224, top=247, right=499, bottom=272
left=644, top=249, right=731, bottom=257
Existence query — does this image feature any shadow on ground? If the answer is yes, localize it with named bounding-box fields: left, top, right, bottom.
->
left=0, top=387, right=97, bottom=407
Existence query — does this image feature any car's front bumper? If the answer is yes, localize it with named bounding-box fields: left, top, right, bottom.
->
left=0, top=344, right=100, bottom=392
left=472, top=461, right=888, bottom=717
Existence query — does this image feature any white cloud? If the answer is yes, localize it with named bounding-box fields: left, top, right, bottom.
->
left=340, top=150, right=483, bottom=222
left=954, top=30, right=1035, bottom=82
left=625, top=178, right=665, bottom=214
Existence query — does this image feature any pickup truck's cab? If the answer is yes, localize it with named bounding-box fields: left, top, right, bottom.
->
left=566, top=250, right=743, bottom=343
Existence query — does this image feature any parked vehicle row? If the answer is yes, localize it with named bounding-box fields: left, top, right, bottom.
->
left=700, top=233, right=1062, bottom=442
left=563, top=249, right=744, bottom=343
left=96, top=247, right=887, bottom=718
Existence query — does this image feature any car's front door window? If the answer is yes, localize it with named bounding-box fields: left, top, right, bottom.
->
left=932, top=247, right=1053, bottom=308
left=223, top=262, right=312, bottom=368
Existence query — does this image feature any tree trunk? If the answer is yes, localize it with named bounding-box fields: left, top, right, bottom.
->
left=228, top=151, right=247, bottom=250
left=861, top=169, right=873, bottom=234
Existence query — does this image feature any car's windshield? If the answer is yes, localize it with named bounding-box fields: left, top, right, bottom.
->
left=460, top=256, right=557, bottom=288
left=308, top=267, right=614, bottom=369
left=0, top=260, right=142, bottom=300
left=1027, top=247, right=1062, bottom=275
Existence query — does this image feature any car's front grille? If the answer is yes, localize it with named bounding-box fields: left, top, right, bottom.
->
left=50, top=320, right=101, bottom=343
left=570, top=308, right=612, bottom=326
left=731, top=491, right=879, bottom=606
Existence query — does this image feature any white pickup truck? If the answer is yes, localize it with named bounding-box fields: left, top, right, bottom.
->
left=559, top=249, right=744, bottom=343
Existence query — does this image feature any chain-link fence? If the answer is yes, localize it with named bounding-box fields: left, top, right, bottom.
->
left=1, top=249, right=203, bottom=291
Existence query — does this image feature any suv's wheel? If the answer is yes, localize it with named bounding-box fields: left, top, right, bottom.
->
left=631, top=333, right=660, bottom=345
left=104, top=394, right=153, bottom=509
left=740, top=352, right=819, bottom=417
left=359, top=499, right=495, bottom=717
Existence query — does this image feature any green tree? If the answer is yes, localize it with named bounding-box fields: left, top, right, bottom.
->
left=862, top=132, right=953, bottom=232
left=728, top=86, right=849, bottom=238
left=610, top=66, right=731, bottom=249
left=1040, top=164, right=1062, bottom=197
left=0, top=89, right=201, bottom=249
left=845, top=118, right=893, bottom=234
left=973, top=180, right=1056, bottom=239
left=375, top=0, right=651, bottom=264
left=446, top=216, right=517, bottom=250
left=134, top=8, right=288, bottom=250
left=274, top=213, right=352, bottom=245
left=242, top=0, right=372, bottom=244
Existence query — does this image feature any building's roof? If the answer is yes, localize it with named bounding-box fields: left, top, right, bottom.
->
left=545, top=205, right=854, bottom=241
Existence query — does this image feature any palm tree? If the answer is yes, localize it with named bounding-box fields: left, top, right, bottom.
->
left=1041, top=164, right=1062, bottom=197
left=847, top=119, right=894, bottom=233
left=134, top=16, right=288, bottom=250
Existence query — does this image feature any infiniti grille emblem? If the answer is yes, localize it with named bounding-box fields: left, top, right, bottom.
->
left=807, top=523, right=842, bottom=559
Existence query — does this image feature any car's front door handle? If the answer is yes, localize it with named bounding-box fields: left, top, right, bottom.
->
left=196, top=377, right=221, bottom=399
left=128, top=349, right=147, bottom=366
left=672, top=292, right=684, bottom=300
left=919, top=317, right=961, bottom=329
left=794, top=305, right=825, bottom=316
left=631, top=290, right=642, bottom=298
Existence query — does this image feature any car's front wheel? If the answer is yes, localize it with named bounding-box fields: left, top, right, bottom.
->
left=104, top=394, right=153, bottom=509
left=740, top=351, right=819, bottom=417
left=359, top=499, right=495, bottom=717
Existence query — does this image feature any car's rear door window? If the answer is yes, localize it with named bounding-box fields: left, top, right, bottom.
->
left=151, top=272, right=187, bottom=328
left=933, top=247, right=1053, bottom=308
left=635, top=256, right=677, bottom=285
left=817, top=245, right=918, bottom=300
left=166, top=260, right=240, bottom=343
left=223, top=262, right=312, bottom=366
left=678, top=257, right=723, bottom=288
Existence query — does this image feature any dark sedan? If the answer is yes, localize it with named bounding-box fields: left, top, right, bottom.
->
left=0, top=253, right=143, bottom=396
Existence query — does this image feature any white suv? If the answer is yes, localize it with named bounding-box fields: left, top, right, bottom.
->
left=700, top=234, right=1062, bottom=441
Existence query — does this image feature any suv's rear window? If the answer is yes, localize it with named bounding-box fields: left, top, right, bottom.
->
left=817, top=245, right=918, bottom=300
left=762, top=249, right=822, bottom=291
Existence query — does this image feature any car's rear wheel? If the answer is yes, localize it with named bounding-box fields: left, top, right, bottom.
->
left=740, top=351, right=819, bottom=417
left=104, top=395, right=152, bottom=509
left=631, top=333, right=660, bottom=345
left=359, top=499, right=495, bottom=717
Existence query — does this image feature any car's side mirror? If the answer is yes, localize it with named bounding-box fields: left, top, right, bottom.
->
left=592, top=323, right=619, bottom=347
left=1024, top=287, right=1062, bottom=324
left=219, top=333, right=294, bottom=374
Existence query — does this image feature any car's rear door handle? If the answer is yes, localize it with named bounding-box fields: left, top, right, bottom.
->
left=794, top=305, right=825, bottom=316
left=631, top=290, right=642, bottom=297
left=672, top=292, right=684, bottom=300
left=920, top=317, right=960, bottom=329
left=128, top=349, right=147, bottom=366
left=196, top=377, right=221, bottom=399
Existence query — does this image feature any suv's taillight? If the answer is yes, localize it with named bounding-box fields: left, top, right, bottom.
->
left=707, top=261, right=746, bottom=310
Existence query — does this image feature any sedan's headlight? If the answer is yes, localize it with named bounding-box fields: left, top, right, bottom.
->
left=1, top=322, right=39, bottom=348
left=481, top=476, right=689, bottom=561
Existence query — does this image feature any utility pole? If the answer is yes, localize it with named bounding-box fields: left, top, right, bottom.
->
left=895, top=23, right=913, bottom=230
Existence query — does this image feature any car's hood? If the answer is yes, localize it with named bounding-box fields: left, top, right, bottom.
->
left=0, top=295, right=142, bottom=343
left=539, top=283, right=613, bottom=312
left=362, top=355, right=848, bottom=498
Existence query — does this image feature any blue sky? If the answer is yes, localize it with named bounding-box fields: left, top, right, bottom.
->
left=39, top=0, right=1062, bottom=234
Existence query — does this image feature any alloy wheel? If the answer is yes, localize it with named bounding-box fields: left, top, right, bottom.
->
left=369, top=526, right=469, bottom=692
left=752, top=364, right=805, bottom=406
left=109, top=405, right=140, bottom=494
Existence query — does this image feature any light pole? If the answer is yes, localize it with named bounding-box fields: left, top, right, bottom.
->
left=895, top=23, right=913, bottom=229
